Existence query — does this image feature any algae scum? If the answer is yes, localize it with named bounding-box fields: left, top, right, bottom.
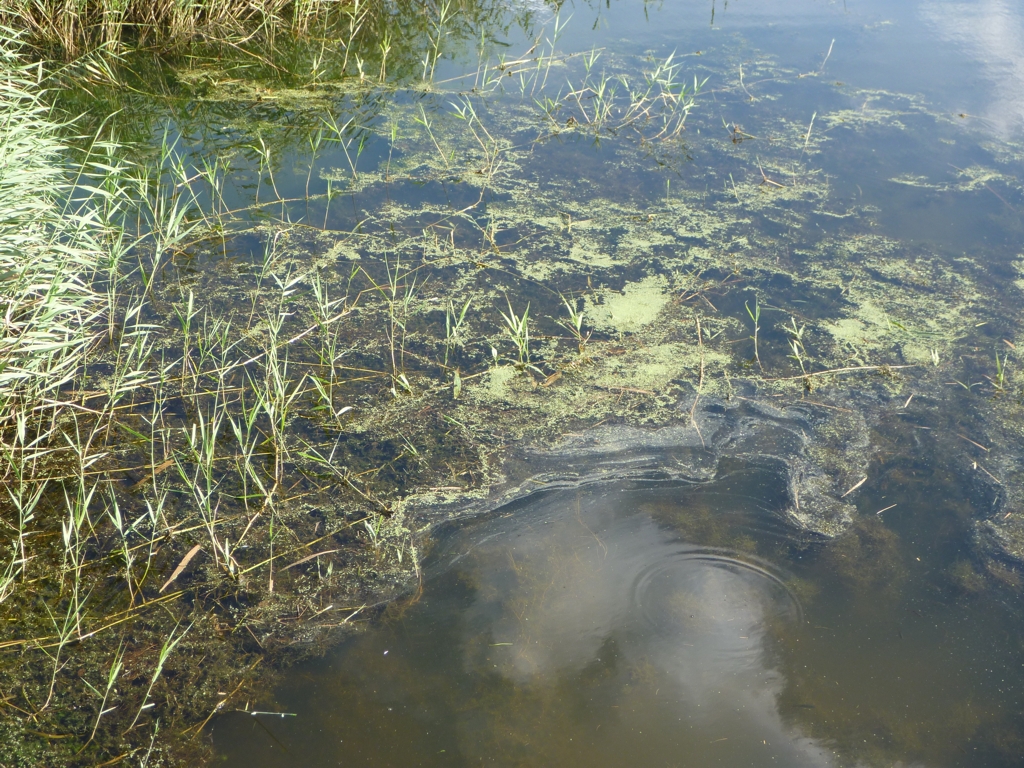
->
left=11, top=0, right=1024, bottom=765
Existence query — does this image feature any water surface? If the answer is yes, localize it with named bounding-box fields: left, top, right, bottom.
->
left=213, top=453, right=1024, bottom=766
left=196, top=0, right=1024, bottom=764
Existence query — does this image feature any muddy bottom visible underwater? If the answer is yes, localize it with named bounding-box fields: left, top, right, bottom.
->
left=211, top=451, right=1024, bottom=768
left=49, top=0, right=1024, bottom=763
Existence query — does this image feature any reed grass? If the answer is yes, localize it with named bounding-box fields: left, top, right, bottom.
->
left=0, top=76, right=428, bottom=753
left=2, top=0, right=368, bottom=58
left=0, top=55, right=121, bottom=428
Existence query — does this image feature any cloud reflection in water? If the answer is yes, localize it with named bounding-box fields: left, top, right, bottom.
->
left=451, top=489, right=834, bottom=767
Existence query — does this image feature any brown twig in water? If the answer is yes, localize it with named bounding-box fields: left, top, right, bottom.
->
left=841, top=476, right=867, bottom=498
left=280, top=549, right=341, bottom=572
left=757, top=159, right=785, bottom=188
left=766, top=364, right=915, bottom=381
left=690, top=315, right=705, bottom=446
left=972, top=461, right=1001, bottom=484
left=956, top=433, right=990, bottom=452
left=606, top=386, right=656, bottom=395
left=739, top=64, right=756, bottom=101
left=159, top=544, right=203, bottom=593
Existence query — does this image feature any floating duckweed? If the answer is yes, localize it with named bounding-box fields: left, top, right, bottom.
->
left=585, top=275, right=671, bottom=335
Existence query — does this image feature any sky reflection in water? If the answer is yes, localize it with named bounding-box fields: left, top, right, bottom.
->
left=923, top=0, right=1024, bottom=134
left=216, top=479, right=838, bottom=767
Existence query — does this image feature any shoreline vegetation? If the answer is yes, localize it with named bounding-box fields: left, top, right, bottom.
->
left=0, top=37, right=429, bottom=765
left=0, top=35, right=421, bottom=764
left=3, top=0, right=379, bottom=59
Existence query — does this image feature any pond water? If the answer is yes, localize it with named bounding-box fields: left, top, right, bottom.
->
left=211, top=439, right=1024, bottom=767
left=157, top=0, right=1024, bottom=764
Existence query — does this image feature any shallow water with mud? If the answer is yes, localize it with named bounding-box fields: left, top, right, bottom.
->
left=197, top=0, right=1024, bottom=764
left=176, top=0, right=1024, bottom=764
left=10, top=0, right=1024, bottom=763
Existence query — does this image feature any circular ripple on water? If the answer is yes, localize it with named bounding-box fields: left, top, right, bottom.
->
left=631, top=548, right=802, bottom=666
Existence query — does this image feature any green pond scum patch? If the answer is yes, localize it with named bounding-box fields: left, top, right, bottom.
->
left=5, top=23, right=1024, bottom=767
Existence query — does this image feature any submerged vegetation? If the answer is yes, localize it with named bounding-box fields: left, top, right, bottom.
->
left=1, top=0, right=1024, bottom=764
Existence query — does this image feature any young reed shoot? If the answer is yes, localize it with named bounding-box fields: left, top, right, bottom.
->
left=745, top=297, right=763, bottom=372
left=559, top=293, right=590, bottom=353
left=785, top=316, right=807, bottom=375
left=499, top=297, right=538, bottom=371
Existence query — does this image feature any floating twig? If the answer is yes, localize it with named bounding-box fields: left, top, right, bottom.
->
left=972, top=461, right=1001, bottom=484
left=128, top=457, right=174, bottom=491
left=841, top=476, right=867, bottom=498
left=819, top=39, right=835, bottom=73
left=281, top=549, right=341, bottom=572
left=739, top=64, right=756, bottom=101
left=159, top=544, right=203, bottom=593
left=957, top=434, right=990, bottom=452
left=757, top=159, right=785, bottom=188
left=767, top=364, right=915, bottom=381
left=606, top=386, right=655, bottom=395
left=803, top=111, right=817, bottom=151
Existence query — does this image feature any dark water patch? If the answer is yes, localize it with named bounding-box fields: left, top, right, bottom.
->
left=211, top=430, right=1024, bottom=766
left=212, top=467, right=833, bottom=767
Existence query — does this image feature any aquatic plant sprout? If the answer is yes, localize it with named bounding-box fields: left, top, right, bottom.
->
left=498, top=297, right=535, bottom=370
